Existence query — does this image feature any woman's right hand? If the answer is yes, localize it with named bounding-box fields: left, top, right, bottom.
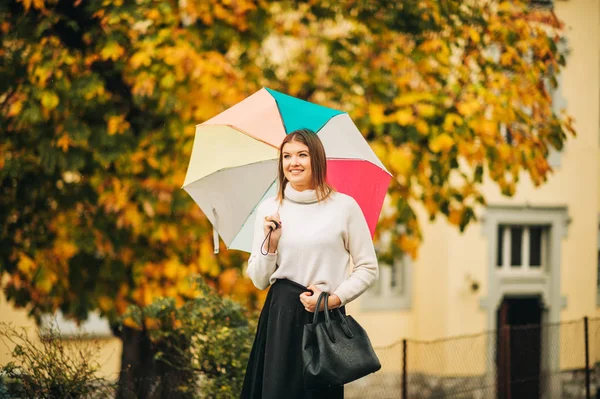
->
left=262, top=212, right=281, bottom=253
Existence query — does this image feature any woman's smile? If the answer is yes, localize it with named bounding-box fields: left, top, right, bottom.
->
left=282, top=140, right=313, bottom=190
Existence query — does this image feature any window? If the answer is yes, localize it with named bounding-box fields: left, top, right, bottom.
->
left=361, top=255, right=412, bottom=311
left=496, top=224, right=549, bottom=270
left=40, top=311, right=113, bottom=339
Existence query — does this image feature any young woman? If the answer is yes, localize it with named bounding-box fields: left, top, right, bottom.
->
left=241, top=128, right=379, bottom=399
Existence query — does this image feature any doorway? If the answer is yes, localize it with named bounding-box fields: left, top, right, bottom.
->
left=496, top=296, right=543, bottom=399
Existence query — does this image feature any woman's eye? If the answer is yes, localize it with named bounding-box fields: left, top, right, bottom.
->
left=300, top=153, right=307, bottom=157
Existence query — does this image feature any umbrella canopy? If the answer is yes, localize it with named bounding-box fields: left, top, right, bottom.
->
left=183, top=87, right=392, bottom=253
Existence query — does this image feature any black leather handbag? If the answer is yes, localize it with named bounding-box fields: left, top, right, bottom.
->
left=301, top=292, right=381, bottom=389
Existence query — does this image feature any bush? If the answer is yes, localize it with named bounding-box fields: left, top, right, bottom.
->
left=122, top=277, right=256, bottom=399
left=0, top=322, right=114, bottom=399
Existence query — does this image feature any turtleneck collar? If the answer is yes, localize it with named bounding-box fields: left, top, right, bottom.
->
left=284, top=184, right=318, bottom=204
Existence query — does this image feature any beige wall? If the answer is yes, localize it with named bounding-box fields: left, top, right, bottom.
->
left=354, top=0, right=600, bottom=376
left=0, top=292, right=122, bottom=380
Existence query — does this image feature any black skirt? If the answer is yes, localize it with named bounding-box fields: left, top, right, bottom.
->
left=241, top=279, right=344, bottom=399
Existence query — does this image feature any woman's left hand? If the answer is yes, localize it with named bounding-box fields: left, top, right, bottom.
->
left=299, top=285, right=341, bottom=313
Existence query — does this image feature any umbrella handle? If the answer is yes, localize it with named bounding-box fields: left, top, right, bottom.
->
left=213, top=208, right=219, bottom=254
left=260, top=222, right=279, bottom=256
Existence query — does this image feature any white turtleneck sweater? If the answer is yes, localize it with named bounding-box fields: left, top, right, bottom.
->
left=246, top=185, right=379, bottom=305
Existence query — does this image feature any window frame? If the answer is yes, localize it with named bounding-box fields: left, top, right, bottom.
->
left=597, top=217, right=600, bottom=306
left=496, top=224, right=549, bottom=271
left=360, top=254, right=412, bottom=311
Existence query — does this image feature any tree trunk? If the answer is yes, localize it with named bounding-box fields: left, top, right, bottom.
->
left=116, top=326, right=194, bottom=399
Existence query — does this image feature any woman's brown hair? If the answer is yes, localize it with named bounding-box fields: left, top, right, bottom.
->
left=276, top=128, right=335, bottom=203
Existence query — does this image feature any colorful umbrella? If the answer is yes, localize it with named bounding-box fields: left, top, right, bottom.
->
left=182, top=87, right=392, bottom=253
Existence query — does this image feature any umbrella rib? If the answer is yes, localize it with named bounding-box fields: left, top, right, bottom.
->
left=226, top=178, right=278, bottom=251
left=181, top=159, right=278, bottom=189
left=197, top=123, right=280, bottom=150
left=313, top=114, right=347, bottom=135
left=325, top=158, right=392, bottom=176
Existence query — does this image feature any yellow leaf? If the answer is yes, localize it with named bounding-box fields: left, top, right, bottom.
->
left=145, top=318, right=160, bottom=330
left=368, top=104, right=386, bottom=125
left=164, top=259, right=179, bottom=280
left=115, top=296, right=128, bottom=314
left=448, top=208, right=463, bottom=226
left=424, top=198, right=438, bottom=215
left=498, top=143, right=511, bottom=161
left=17, top=253, right=36, bottom=275
left=107, top=115, right=130, bottom=135
left=8, top=100, right=23, bottom=117
left=219, top=268, right=239, bottom=295
left=199, top=237, right=220, bottom=277
left=500, top=51, right=513, bottom=66
left=399, top=235, right=419, bottom=259
left=132, top=76, right=155, bottom=97
left=498, top=1, right=513, bottom=12
left=389, top=147, right=413, bottom=175
left=19, top=0, right=33, bottom=11
left=468, top=28, right=480, bottom=44
left=456, top=100, right=481, bottom=117
left=142, top=287, right=153, bottom=306
left=395, top=108, right=415, bottom=126
left=56, top=241, right=77, bottom=260
left=469, top=119, right=497, bottom=144
left=419, top=39, right=443, bottom=53
left=370, top=142, right=387, bottom=162
left=415, top=104, right=436, bottom=118
left=429, top=134, right=454, bottom=153
left=176, top=278, right=197, bottom=298
left=98, top=296, right=113, bottom=312
left=443, top=113, right=463, bottom=131
left=56, top=134, right=71, bottom=152
left=146, top=156, right=159, bottom=169
left=147, top=9, right=161, bottom=21
left=101, top=42, right=125, bottom=61
left=36, top=278, right=53, bottom=294
left=18, top=0, right=43, bottom=11
left=123, top=317, right=140, bottom=329
left=159, top=73, right=176, bottom=89
left=415, top=119, right=429, bottom=135
left=41, top=91, right=59, bottom=110
left=124, top=206, right=142, bottom=234
left=130, top=51, right=152, bottom=69
left=393, top=92, right=435, bottom=107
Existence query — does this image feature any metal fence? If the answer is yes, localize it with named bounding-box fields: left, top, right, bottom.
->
left=1, top=317, right=598, bottom=398
left=346, top=317, right=600, bottom=399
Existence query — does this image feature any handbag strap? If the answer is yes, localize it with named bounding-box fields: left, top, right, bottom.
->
left=312, top=292, right=329, bottom=324
left=334, top=308, right=354, bottom=338
left=311, top=292, right=355, bottom=340
left=319, top=292, right=337, bottom=342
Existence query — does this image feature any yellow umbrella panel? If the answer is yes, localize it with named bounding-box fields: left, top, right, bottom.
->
left=182, top=125, right=278, bottom=248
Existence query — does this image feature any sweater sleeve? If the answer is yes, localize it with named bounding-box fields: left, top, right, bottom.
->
left=333, top=198, right=379, bottom=305
left=246, top=201, right=278, bottom=290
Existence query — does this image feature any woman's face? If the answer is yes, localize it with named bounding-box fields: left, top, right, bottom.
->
left=282, top=140, right=313, bottom=191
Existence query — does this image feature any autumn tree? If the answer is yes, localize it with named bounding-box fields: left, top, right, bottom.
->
left=263, top=0, right=574, bottom=261
left=0, top=0, right=268, bottom=395
left=1, top=0, right=574, bottom=396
